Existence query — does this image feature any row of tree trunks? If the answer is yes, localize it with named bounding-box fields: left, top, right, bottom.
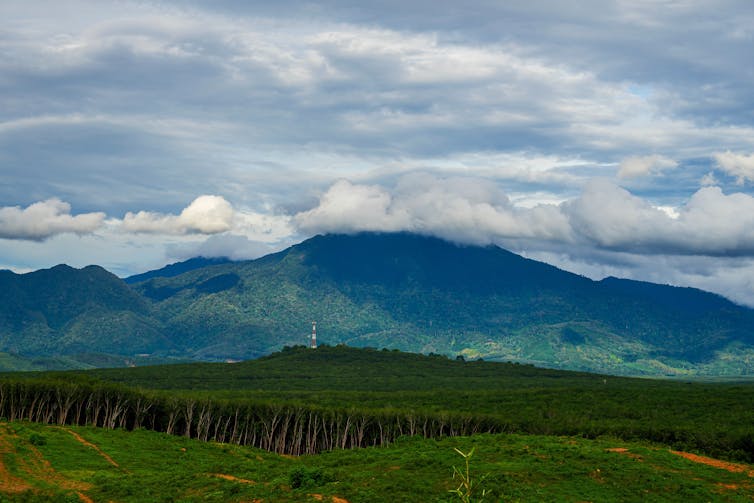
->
left=0, top=379, right=501, bottom=455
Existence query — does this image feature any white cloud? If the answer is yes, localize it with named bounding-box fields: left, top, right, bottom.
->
left=563, top=180, right=673, bottom=249
left=713, top=151, right=754, bottom=184
left=700, top=171, right=719, bottom=186
left=296, top=175, right=754, bottom=257
left=617, top=154, right=677, bottom=178
left=232, top=211, right=295, bottom=243
left=120, top=194, right=295, bottom=242
left=122, top=195, right=234, bottom=235
left=295, top=174, right=572, bottom=245
left=294, top=179, right=411, bottom=234
left=0, top=199, right=105, bottom=241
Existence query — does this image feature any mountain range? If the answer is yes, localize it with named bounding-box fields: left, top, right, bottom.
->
left=2, top=232, right=754, bottom=376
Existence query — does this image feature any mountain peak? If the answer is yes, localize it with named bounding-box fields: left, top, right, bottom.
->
left=291, top=231, right=588, bottom=292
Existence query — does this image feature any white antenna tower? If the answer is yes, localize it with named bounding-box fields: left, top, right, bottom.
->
left=310, top=321, right=317, bottom=349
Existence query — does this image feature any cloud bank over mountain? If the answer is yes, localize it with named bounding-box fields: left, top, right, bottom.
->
left=1, top=0, right=754, bottom=305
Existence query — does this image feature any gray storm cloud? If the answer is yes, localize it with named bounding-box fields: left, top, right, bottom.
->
left=0, top=199, right=105, bottom=241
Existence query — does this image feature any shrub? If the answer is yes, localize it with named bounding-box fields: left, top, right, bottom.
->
left=288, top=466, right=332, bottom=489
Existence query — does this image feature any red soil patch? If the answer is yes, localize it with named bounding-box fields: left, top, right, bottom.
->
left=0, top=462, right=32, bottom=493
left=0, top=423, right=92, bottom=500
left=606, top=447, right=643, bottom=461
left=211, top=473, right=256, bottom=485
left=61, top=428, right=120, bottom=468
left=0, top=460, right=31, bottom=491
left=77, top=491, right=94, bottom=503
left=308, top=495, right=350, bottom=503
left=671, top=450, right=754, bottom=476
left=717, top=483, right=740, bottom=490
left=0, top=425, right=33, bottom=493
left=19, top=443, right=92, bottom=491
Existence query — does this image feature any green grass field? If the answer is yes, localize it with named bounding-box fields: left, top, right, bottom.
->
left=4, top=346, right=754, bottom=501
left=62, top=346, right=754, bottom=462
left=2, top=421, right=754, bottom=502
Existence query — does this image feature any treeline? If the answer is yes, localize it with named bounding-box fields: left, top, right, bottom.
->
left=3, top=377, right=754, bottom=462
left=0, top=378, right=502, bottom=455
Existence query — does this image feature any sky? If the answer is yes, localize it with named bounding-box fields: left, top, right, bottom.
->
left=2, top=1, right=754, bottom=305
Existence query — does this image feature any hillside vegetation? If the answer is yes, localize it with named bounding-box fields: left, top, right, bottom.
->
left=3, top=233, right=754, bottom=375
left=0, top=264, right=168, bottom=358
left=4, top=346, right=754, bottom=463
left=5, top=422, right=754, bottom=502
left=3, top=346, right=754, bottom=501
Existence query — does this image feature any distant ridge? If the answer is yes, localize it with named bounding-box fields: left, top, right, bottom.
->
left=2, top=232, right=754, bottom=375
left=0, top=264, right=170, bottom=358
left=124, top=256, right=235, bottom=284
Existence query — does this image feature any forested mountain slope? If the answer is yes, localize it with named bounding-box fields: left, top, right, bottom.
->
left=3, top=233, right=754, bottom=375
left=131, top=233, right=754, bottom=375
left=0, top=265, right=169, bottom=357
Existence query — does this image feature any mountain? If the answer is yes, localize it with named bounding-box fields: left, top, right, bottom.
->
left=128, top=233, right=754, bottom=375
left=0, top=264, right=170, bottom=358
left=123, top=256, right=234, bottom=284
left=2, top=233, right=754, bottom=375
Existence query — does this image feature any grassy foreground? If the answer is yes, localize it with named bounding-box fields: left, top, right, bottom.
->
left=2, top=421, right=754, bottom=502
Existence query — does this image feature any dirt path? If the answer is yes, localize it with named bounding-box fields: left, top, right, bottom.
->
left=61, top=428, right=120, bottom=468
left=309, top=494, right=350, bottom=502
left=210, top=473, right=256, bottom=485
left=606, top=447, right=643, bottom=461
left=671, top=450, right=754, bottom=476
left=0, top=425, right=33, bottom=493
left=0, top=423, right=93, bottom=501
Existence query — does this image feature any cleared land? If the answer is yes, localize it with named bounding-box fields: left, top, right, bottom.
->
left=3, top=422, right=754, bottom=502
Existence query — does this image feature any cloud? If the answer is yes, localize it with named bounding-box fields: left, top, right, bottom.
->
left=2, top=0, right=754, bottom=306
left=122, top=195, right=234, bottom=235
left=0, top=199, right=105, bottom=241
left=700, top=171, right=719, bottom=186
left=296, top=175, right=754, bottom=257
left=294, top=174, right=572, bottom=246
left=294, top=179, right=410, bottom=234
left=120, top=194, right=295, bottom=242
left=617, top=154, right=677, bottom=178
left=167, top=233, right=290, bottom=262
left=713, top=151, right=754, bottom=184
left=563, top=180, right=671, bottom=249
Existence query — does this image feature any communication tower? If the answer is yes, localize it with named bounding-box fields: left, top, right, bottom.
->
left=311, top=321, right=317, bottom=349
